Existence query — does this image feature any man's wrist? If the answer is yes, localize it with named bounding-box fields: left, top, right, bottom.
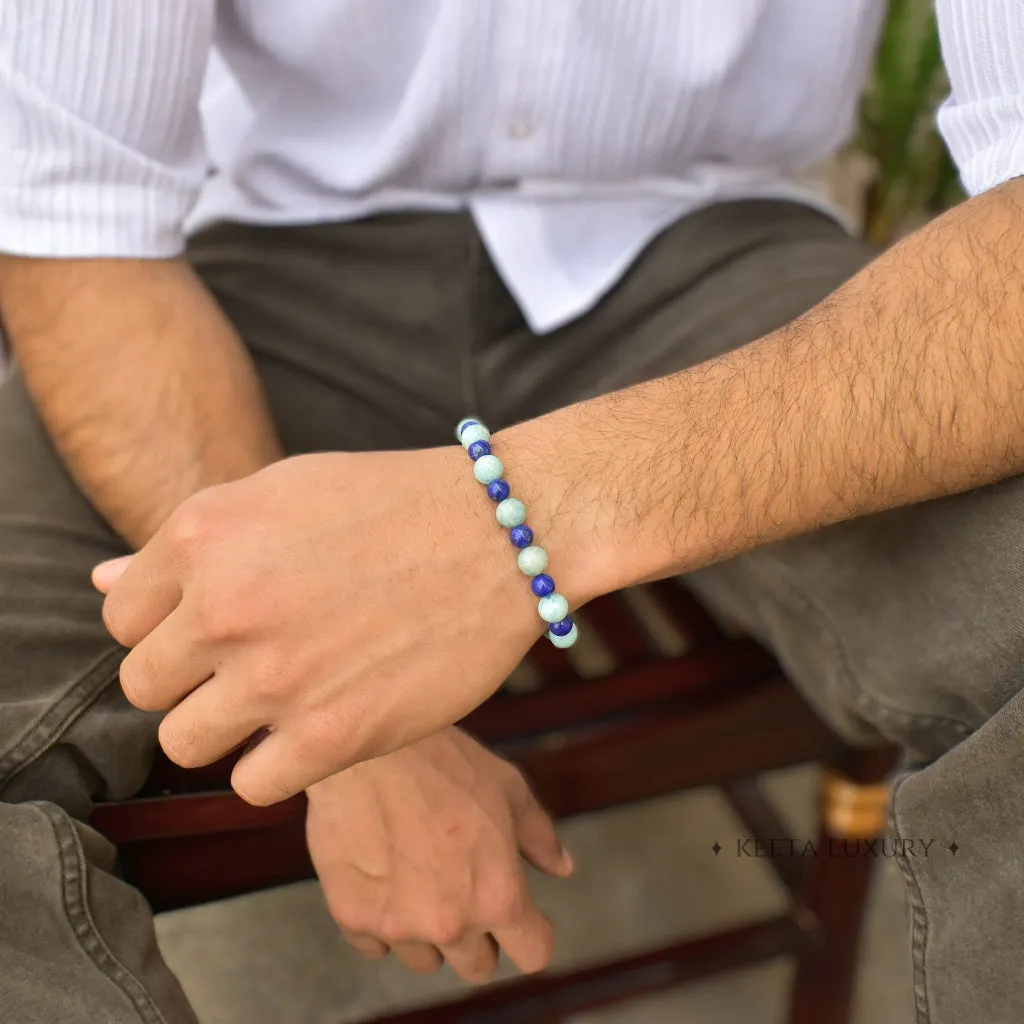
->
left=494, top=405, right=667, bottom=609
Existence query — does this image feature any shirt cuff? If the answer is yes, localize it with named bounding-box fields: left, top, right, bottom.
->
left=0, top=178, right=199, bottom=258
left=938, top=96, right=1024, bottom=197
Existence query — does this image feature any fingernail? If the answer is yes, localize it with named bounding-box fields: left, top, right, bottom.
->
left=91, top=555, right=134, bottom=591
left=560, top=845, right=575, bottom=874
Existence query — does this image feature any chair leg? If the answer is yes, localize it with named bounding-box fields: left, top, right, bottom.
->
left=787, top=746, right=895, bottom=1024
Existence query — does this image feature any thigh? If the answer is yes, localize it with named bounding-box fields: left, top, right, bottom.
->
left=0, top=368, right=141, bottom=813
left=187, top=214, right=481, bottom=455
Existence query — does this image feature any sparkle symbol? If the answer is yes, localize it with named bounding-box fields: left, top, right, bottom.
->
left=712, top=842, right=722, bottom=856
left=948, top=842, right=959, bottom=855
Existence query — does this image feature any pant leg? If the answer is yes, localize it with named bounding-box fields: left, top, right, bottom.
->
left=0, top=212, right=481, bottom=1022
left=487, top=199, right=1016, bottom=1024
left=0, top=368, right=198, bottom=1024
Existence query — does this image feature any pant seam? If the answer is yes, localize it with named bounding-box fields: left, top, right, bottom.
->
left=889, top=773, right=933, bottom=1024
left=0, top=647, right=123, bottom=792
left=32, top=801, right=170, bottom=1024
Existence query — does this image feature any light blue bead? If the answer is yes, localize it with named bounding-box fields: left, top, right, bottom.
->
left=495, top=497, right=527, bottom=528
left=473, top=453, right=503, bottom=484
left=455, top=418, right=482, bottom=442
left=538, top=593, right=569, bottom=623
left=517, top=545, right=548, bottom=576
left=547, top=622, right=579, bottom=649
left=461, top=423, right=491, bottom=448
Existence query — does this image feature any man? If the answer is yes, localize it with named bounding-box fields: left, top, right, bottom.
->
left=0, top=0, right=1020, bottom=1020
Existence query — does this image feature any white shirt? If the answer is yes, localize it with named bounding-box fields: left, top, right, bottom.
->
left=0, top=2, right=1018, bottom=333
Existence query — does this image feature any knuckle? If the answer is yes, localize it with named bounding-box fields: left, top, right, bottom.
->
left=501, top=762, right=530, bottom=797
left=167, top=496, right=216, bottom=556
left=422, top=909, right=467, bottom=948
left=246, top=651, right=292, bottom=704
left=158, top=715, right=208, bottom=768
left=327, top=899, right=375, bottom=938
left=521, top=925, right=555, bottom=973
left=479, top=876, right=525, bottom=927
left=118, top=649, right=159, bottom=710
left=376, top=917, right=415, bottom=947
left=191, top=583, right=239, bottom=642
left=231, top=761, right=292, bottom=807
left=298, top=710, right=360, bottom=775
left=102, top=593, right=133, bottom=646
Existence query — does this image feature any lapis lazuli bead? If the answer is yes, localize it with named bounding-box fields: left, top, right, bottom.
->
left=509, top=525, right=533, bottom=548
left=467, top=440, right=491, bottom=461
left=531, top=573, right=555, bottom=597
left=455, top=418, right=480, bottom=442
left=487, top=479, right=510, bottom=502
left=549, top=616, right=574, bottom=637
left=548, top=622, right=579, bottom=648
left=461, top=423, right=491, bottom=448
left=473, top=454, right=504, bottom=484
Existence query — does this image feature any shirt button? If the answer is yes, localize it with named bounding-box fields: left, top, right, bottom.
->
left=508, top=116, right=535, bottom=140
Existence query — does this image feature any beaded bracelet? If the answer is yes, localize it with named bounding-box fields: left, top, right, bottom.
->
left=456, top=417, right=578, bottom=648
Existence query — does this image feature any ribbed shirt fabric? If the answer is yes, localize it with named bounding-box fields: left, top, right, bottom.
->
left=0, top=1, right=1014, bottom=331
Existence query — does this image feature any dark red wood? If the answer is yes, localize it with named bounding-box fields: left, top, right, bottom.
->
left=788, top=746, right=898, bottom=1024
left=511, top=677, right=843, bottom=818
left=524, top=637, right=579, bottom=682
left=463, top=640, right=775, bottom=745
left=646, top=579, right=730, bottom=648
left=723, top=777, right=804, bottom=898
left=92, top=791, right=307, bottom=844
left=117, top=824, right=314, bottom=913
left=358, top=916, right=809, bottom=1024
left=577, top=592, right=654, bottom=664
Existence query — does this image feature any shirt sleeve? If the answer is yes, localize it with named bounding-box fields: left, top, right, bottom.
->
left=0, top=0, right=214, bottom=257
left=936, top=0, right=1024, bottom=196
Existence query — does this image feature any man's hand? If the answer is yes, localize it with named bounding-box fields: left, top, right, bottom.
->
left=92, top=447, right=585, bottom=805
left=306, top=727, right=572, bottom=983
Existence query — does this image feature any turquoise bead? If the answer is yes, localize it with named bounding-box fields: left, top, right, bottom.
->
left=538, top=593, right=569, bottom=623
left=473, top=453, right=504, bottom=484
left=461, top=423, right=491, bottom=448
left=517, top=545, right=548, bottom=576
left=455, top=417, right=482, bottom=441
left=547, top=622, right=579, bottom=648
left=496, top=497, right=527, bottom=528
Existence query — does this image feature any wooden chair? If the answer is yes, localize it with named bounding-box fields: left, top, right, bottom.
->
left=91, top=581, right=896, bottom=1024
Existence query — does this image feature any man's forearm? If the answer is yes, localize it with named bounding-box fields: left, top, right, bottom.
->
left=0, top=257, right=282, bottom=547
left=504, top=179, right=1024, bottom=602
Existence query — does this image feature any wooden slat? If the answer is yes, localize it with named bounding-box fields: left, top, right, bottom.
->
left=463, top=640, right=775, bottom=744
left=512, top=677, right=842, bottom=818
left=120, top=825, right=314, bottom=913
left=524, top=637, right=579, bottom=682
left=723, top=778, right=804, bottom=898
left=91, top=791, right=307, bottom=844
left=577, top=592, right=653, bottom=664
left=357, top=916, right=809, bottom=1024
left=647, top=580, right=731, bottom=648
